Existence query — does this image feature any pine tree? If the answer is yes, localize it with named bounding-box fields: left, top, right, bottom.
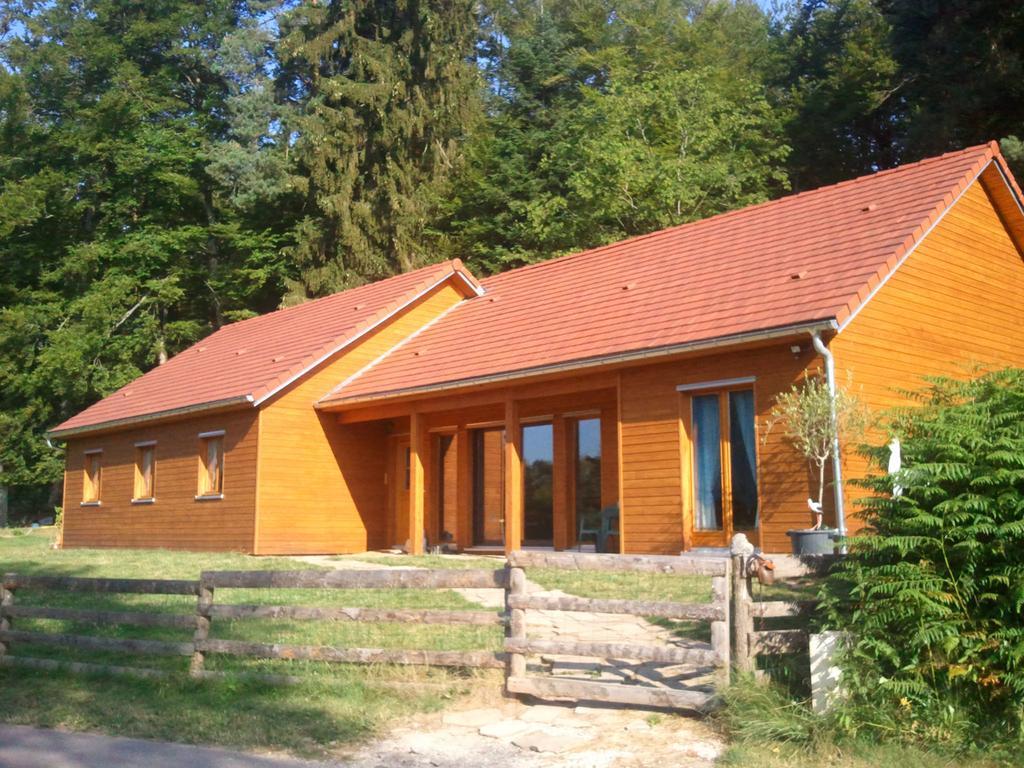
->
left=277, top=0, right=480, bottom=299
left=774, top=0, right=903, bottom=190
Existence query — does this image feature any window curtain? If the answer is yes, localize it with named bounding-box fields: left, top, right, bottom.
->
left=729, top=390, right=758, bottom=528
left=693, top=395, right=723, bottom=530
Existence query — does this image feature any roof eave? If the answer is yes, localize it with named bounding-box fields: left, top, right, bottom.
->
left=47, top=394, right=255, bottom=441
left=317, top=318, right=839, bottom=410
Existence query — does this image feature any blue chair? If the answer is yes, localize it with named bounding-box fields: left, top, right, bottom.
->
left=578, top=503, right=620, bottom=552
left=597, top=504, right=620, bottom=553
left=577, top=508, right=601, bottom=550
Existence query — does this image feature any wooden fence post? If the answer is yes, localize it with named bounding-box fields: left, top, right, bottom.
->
left=506, top=564, right=526, bottom=683
left=190, top=575, right=213, bottom=678
left=0, top=574, right=14, bottom=657
left=711, top=559, right=730, bottom=686
left=730, top=534, right=755, bottom=674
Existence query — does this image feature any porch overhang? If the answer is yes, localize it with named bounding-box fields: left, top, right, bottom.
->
left=315, top=319, right=838, bottom=413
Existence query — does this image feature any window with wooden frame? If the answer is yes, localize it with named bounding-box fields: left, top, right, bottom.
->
left=197, top=431, right=224, bottom=498
left=682, top=382, right=759, bottom=534
left=82, top=450, right=102, bottom=504
left=133, top=442, right=156, bottom=502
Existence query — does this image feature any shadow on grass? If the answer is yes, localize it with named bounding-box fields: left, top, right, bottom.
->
left=0, top=664, right=471, bottom=758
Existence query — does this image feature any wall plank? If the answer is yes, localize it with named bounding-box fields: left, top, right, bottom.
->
left=619, top=343, right=817, bottom=554
left=62, top=409, right=258, bottom=551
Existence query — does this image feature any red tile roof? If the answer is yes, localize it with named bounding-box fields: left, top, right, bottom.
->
left=51, top=260, right=480, bottom=436
left=323, top=143, right=1014, bottom=405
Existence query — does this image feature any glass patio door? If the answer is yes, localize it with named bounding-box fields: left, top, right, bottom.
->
left=689, top=388, right=759, bottom=543
left=522, top=423, right=554, bottom=546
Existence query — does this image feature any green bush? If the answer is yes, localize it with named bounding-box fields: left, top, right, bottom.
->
left=821, top=369, right=1024, bottom=746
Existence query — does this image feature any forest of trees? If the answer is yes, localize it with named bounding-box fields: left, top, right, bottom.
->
left=1, top=0, right=1022, bottom=519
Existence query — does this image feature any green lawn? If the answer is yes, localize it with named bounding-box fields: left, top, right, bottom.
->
left=722, top=741, right=1010, bottom=768
left=340, top=552, right=504, bottom=569
left=0, top=529, right=502, bottom=757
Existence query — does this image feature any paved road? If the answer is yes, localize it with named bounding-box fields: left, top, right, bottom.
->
left=0, top=725, right=340, bottom=768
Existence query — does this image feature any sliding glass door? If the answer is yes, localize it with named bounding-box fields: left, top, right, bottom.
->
left=522, top=423, right=554, bottom=545
left=574, top=418, right=602, bottom=540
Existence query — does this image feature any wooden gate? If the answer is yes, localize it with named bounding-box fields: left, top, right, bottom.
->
left=504, top=551, right=730, bottom=711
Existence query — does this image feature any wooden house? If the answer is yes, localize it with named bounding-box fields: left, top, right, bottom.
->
left=50, top=143, right=1024, bottom=555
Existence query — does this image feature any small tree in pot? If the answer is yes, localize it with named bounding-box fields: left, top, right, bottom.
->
left=767, top=374, right=868, bottom=551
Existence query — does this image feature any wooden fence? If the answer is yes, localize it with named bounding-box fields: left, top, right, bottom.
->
left=2, top=549, right=820, bottom=708
left=729, top=536, right=820, bottom=673
left=504, top=551, right=730, bottom=712
left=0, top=568, right=508, bottom=681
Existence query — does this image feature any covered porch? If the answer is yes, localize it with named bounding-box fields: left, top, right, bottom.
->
left=321, top=375, right=621, bottom=555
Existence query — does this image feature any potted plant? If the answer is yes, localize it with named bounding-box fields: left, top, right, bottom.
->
left=766, top=373, right=867, bottom=555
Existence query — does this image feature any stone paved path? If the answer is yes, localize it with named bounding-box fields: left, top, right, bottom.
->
left=342, top=698, right=722, bottom=768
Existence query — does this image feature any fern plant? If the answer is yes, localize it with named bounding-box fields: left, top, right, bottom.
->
left=820, top=369, right=1024, bottom=746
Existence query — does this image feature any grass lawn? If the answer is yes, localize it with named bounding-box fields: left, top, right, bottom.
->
left=340, top=552, right=503, bottom=570
left=0, top=529, right=502, bottom=758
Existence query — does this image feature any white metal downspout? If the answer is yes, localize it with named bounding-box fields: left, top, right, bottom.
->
left=810, top=331, right=846, bottom=547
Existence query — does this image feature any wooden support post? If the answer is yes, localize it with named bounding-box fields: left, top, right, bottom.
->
left=506, top=565, right=527, bottom=682
left=455, top=426, right=472, bottom=551
left=0, top=576, right=13, bottom=657
left=730, top=534, right=755, bottom=674
left=409, top=412, right=426, bottom=555
left=552, top=415, right=571, bottom=551
left=600, top=405, right=618, bottom=511
left=189, top=577, right=213, bottom=678
left=503, top=399, right=523, bottom=553
left=711, top=562, right=731, bottom=686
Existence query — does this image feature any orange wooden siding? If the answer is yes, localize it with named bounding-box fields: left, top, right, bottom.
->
left=62, top=408, right=258, bottom=551
left=832, top=177, right=1024, bottom=531
left=254, top=281, right=468, bottom=555
left=618, top=343, right=817, bottom=554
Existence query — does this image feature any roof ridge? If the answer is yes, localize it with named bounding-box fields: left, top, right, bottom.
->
left=480, top=143, right=995, bottom=287
left=217, top=260, right=459, bottom=334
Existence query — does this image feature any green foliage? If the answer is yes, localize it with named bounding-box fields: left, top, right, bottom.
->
left=774, top=0, right=902, bottom=190
left=719, top=676, right=823, bottom=749
left=877, top=0, right=1024, bottom=168
left=821, top=369, right=1024, bottom=747
left=440, top=0, right=790, bottom=273
left=0, top=0, right=291, bottom=510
